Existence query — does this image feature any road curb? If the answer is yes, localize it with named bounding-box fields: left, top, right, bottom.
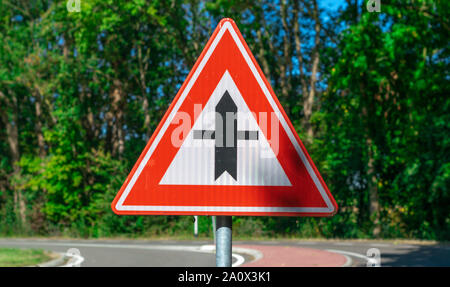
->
left=232, top=247, right=264, bottom=264
left=339, top=254, right=353, bottom=267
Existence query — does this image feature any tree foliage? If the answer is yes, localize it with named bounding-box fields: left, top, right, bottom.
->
left=0, top=0, right=448, bottom=239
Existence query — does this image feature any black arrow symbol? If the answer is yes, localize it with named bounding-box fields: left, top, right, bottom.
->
left=215, top=91, right=238, bottom=180
left=193, top=91, right=258, bottom=181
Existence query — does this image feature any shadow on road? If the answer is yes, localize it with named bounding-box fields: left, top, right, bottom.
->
left=382, top=245, right=450, bottom=267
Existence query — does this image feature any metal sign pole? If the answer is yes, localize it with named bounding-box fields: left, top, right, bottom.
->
left=215, top=216, right=232, bottom=267
left=212, top=216, right=216, bottom=245
left=194, top=216, right=198, bottom=237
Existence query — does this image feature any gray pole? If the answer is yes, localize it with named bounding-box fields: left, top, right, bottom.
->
left=194, top=216, right=198, bottom=237
left=212, top=216, right=216, bottom=246
left=215, top=216, right=232, bottom=267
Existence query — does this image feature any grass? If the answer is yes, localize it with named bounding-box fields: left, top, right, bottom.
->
left=0, top=248, right=53, bottom=267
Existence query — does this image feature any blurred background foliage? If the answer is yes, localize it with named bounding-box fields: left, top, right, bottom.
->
left=0, top=0, right=448, bottom=239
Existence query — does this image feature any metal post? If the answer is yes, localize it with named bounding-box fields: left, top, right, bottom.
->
left=212, top=216, right=216, bottom=245
left=194, top=216, right=198, bottom=237
left=215, top=216, right=232, bottom=267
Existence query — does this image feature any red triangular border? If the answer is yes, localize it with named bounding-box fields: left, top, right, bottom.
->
left=112, top=18, right=337, bottom=216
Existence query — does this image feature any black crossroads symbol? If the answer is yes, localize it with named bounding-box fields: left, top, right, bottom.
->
left=193, top=91, right=258, bottom=181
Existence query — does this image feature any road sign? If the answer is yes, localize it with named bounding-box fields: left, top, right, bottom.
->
left=111, top=18, right=337, bottom=217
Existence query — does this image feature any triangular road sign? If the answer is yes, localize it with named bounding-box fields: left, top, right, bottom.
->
left=112, top=18, right=337, bottom=216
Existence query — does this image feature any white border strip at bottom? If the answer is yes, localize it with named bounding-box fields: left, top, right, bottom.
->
left=117, top=205, right=333, bottom=213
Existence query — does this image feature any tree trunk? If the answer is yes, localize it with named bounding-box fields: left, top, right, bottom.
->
left=280, top=0, right=292, bottom=103
left=256, top=30, right=272, bottom=84
left=137, top=43, right=152, bottom=139
left=367, top=136, right=381, bottom=237
left=110, top=79, right=125, bottom=159
left=0, top=91, right=26, bottom=225
left=79, top=84, right=97, bottom=143
left=304, top=0, right=321, bottom=140
left=33, top=90, right=46, bottom=158
left=86, top=91, right=97, bottom=139
left=292, top=0, right=309, bottom=100
left=361, top=85, right=381, bottom=237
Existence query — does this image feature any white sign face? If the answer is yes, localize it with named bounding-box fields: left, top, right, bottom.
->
left=160, top=71, right=291, bottom=186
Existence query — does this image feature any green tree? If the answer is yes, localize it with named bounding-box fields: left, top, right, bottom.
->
left=320, top=0, right=449, bottom=238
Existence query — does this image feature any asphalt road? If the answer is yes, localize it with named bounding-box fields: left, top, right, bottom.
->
left=0, top=238, right=448, bottom=267
left=241, top=240, right=450, bottom=267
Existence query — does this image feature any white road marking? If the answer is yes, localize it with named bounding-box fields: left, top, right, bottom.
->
left=231, top=253, right=245, bottom=267
left=232, top=246, right=264, bottom=264
left=0, top=241, right=247, bottom=267
left=340, top=254, right=353, bottom=267
left=200, top=244, right=263, bottom=267
left=326, top=249, right=370, bottom=262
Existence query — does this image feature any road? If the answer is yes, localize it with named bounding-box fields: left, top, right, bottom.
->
left=0, top=238, right=448, bottom=267
left=241, top=240, right=450, bottom=267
